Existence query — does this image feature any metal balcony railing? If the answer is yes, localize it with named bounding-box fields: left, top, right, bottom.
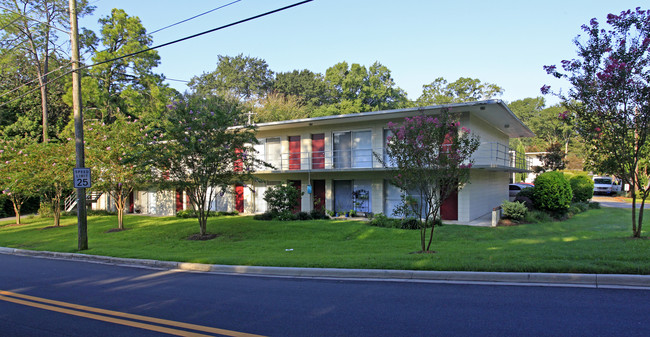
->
left=256, top=142, right=530, bottom=172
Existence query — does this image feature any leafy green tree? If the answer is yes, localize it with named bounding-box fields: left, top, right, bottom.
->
left=137, top=94, right=267, bottom=236
left=538, top=143, right=567, bottom=172
left=381, top=110, right=480, bottom=252
left=273, top=69, right=330, bottom=107
left=69, top=8, right=171, bottom=123
left=0, top=138, right=37, bottom=224
left=0, top=0, right=94, bottom=142
left=29, top=141, right=74, bottom=227
left=189, top=54, right=274, bottom=102
left=416, top=77, right=503, bottom=106
left=253, top=92, right=308, bottom=123
left=83, top=114, right=150, bottom=230
left=315, top=61, right=408, bottom=115
left=543, top=8, right=650, bottom=237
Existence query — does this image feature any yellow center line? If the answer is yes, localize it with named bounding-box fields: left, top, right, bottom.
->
left=0, top=290, right=265, bottom=337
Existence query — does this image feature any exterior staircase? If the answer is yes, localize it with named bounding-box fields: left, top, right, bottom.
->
left=64, top=191, right=103, bottom=212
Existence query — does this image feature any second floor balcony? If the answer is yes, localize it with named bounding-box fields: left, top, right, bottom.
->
left=255, top=142, right=530, bottom=173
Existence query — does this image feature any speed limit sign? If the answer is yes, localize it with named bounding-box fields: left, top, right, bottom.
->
left=73, top=168, right=92, bottom=188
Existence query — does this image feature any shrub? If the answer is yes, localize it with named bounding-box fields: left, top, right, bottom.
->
left=369, top=213, right=400, bottom=228
left=572, top=202, right=589, bottom=213
left=524, top=210, right=553, bottom=223
left=176, top=209, right=197, bottom=218
left=276, top=210, right=297, bottom=221
left=264, top=183, right=303, bottom=214
left=400, top=218, right=421, bottom=230
left=501, top=200, right=527, bottom=220
left=568, top=205, right=582, bottom=216
left=253, top=212, right=274, bottom=221
left=296, top=211, right=312, bottom=220
left=569, top=174, right=594, bottom=202
left=310, top=209, right=327, bottom=219
left=38, top=201, right=54, bottom=218
left=589, top=201, right=601, bottom=209
left=533, top=171, right=572, bottom=213
left=514, top=186, right=535, bottom=209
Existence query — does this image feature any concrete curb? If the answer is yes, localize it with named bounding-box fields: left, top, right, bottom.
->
left=1, top=247, right=649, bottom=288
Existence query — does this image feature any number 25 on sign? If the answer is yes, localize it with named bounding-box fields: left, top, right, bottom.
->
left=73, top=168, right=92, bottom=188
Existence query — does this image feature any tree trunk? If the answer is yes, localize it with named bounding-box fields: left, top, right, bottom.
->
left=115, top=194, right=126, bottom=230
left=12, top=197, right=22, bottom=225
left=52, top=197, right=61, bottom=227
left=631, top=184, right=639, bottom=238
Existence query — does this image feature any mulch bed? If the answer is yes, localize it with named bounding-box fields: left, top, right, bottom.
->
left=105, top=228, right=129, bottom=233
left=187, top=233, right=219, bottom=241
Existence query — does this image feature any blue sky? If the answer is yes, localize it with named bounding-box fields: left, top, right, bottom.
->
left=80, top=0, right=644, bottom=106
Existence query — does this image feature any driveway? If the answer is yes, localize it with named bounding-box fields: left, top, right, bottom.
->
left=592, top=196, right=645, bottom=209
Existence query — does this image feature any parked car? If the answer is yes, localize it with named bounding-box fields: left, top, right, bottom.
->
left=593, top=176, right=621, bottom=196
left=509, top=183, right=533, bottom=201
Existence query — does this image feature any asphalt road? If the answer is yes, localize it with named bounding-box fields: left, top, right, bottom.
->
left=1, top=254, right=649, bottom=337
left=591, top=195, right=645, bottom=209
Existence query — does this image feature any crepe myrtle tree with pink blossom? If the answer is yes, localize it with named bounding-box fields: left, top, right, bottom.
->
left=543, top=7, right=650, bottom=238
left=379, top=110, right=480, bottom=252
left=136, top=94, right=269, bottom=237
left=29, top=141, right=75, bottom=227
left=79, top=114, right=151, bottom=231
left=0, top=138, right=38, bottom=225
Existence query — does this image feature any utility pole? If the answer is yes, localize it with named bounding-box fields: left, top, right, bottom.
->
left=69, top=0, right=88, bottom=250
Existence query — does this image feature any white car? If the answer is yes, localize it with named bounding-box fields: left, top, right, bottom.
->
left=593, top=176, right=621, bottom=196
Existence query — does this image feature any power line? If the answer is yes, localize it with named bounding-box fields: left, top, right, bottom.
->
left=0, top=5, right=71, bottom=35
left=0, top=0, right=314, bottom=108
left=149, top=0, right=243, bottom=35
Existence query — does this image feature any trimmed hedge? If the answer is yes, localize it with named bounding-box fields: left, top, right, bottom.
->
left=569, top=174, right=594, bottom=202
left=533, top=171, right=572, bottom=213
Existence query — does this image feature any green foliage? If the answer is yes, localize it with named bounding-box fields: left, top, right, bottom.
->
left=276, top=210, right=297, bottom=221
left=589, top=202, right=601, bottom=209
left=315, top=61, right=408, bottom=115
left=296, top=211, right=313, bottom=221
left=310, top=209, right=327, bottom=220
left=253, top=212, right=274, bottom=221
left=416, top=77, right=503, bottom=106
left=501, top=200, right=528, bottom=220
left=523, top=210, right=553, bottom=223
left=189, top=54, right=273, bottom=101
left=539, top=143, right=567, bottom=172
left=569, top=174, right=594, bottom=202
left=545, top=8, right=650, bottom=237
left=514, top=186, right=535, bottom=210
left=134, top=93, right=264, bottom=236
left=263, top=183, right=303, bottom=214
left=273, top=69, right=330, bottom=107
left=368, top=213, right=401, bottom=228
left=533, top=171, right=572, bottom=213
left=383, top=110, right=480, bottom=251
left=72, top=8, right=170, bottom=122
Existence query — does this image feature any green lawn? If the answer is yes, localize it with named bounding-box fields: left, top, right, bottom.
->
left=1, top=208, right=648, bottom=274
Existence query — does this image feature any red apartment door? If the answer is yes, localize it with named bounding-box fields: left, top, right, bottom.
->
left=289, top=180, right=301, bottom=212
left=289, top=136, right=301, bottom=170
left=312, top=134, right=325, bottom=169
left=440, top=189, right=458, bottom=220
left=312, top=180, right=325, bottom=210
left=175, top=189, right=183, bottom=212
left=235, top=184, right=244, bottom=213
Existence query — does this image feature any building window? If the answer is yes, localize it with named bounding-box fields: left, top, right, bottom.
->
left=255, top=137, right=282, bottom=170
left=333, top=130, right=372, bottom=169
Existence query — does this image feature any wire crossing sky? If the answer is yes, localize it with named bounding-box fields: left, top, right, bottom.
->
left=71, top=0, right=650, bottom=105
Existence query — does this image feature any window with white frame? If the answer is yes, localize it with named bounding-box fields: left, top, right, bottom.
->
left=333, top=130, right=372, bottom=169
left=255, top=137, right=282, bottom=170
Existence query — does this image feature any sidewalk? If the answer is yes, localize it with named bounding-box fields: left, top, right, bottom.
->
left=1, top=246, right=649, bottom=289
